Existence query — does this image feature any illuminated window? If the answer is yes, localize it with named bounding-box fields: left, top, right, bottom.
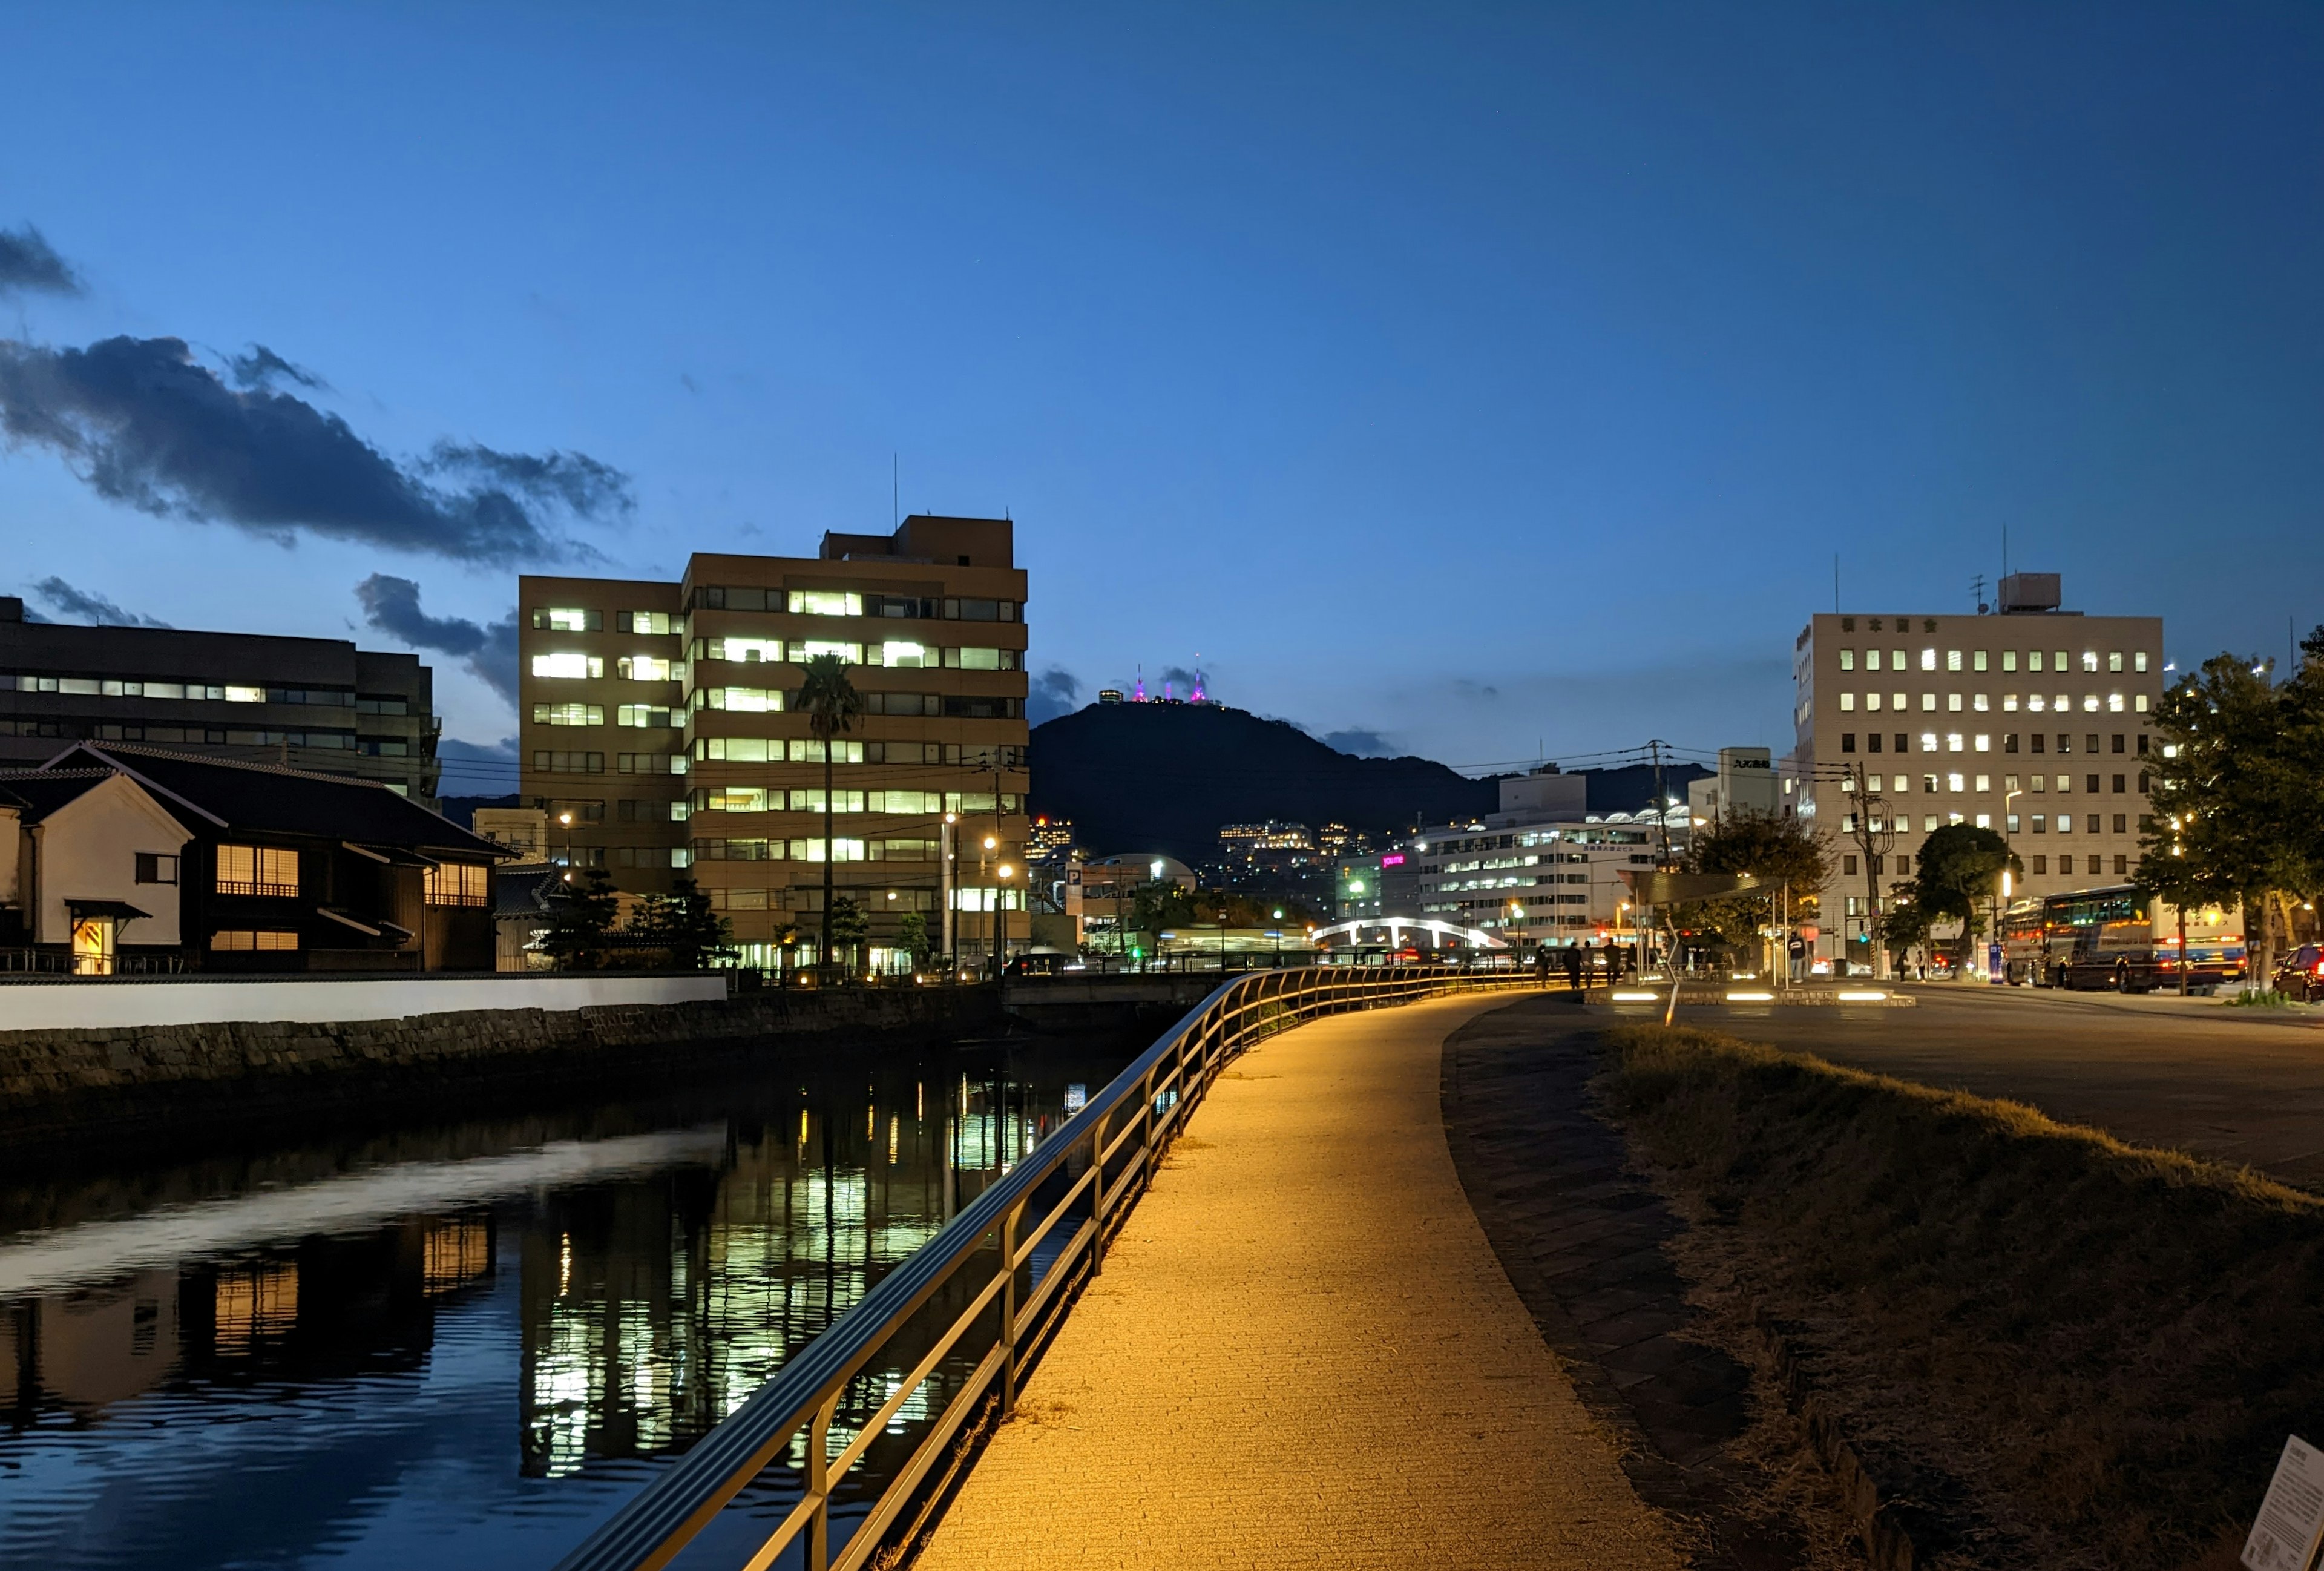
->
left=1920, top=648, right=1937, bottom=670
left=2134, top=652, right=2149, bottom=673
left=786, top=739, right=865, bottom=763
left=788, top=590, right=864, bottom=617
left=2082, top=651, right=2099, bottom=672
left=2135, top=694, right=2148, bottom=713
left=424, top=863, right=490, bottom=906
left=2003, top=651, right=2018, bottom=672
left=531, top=608, right=600, bottom=631
left=1946, top=733, right=1964, bottom=752
left=1921, top=693, right=1937, bottom=711
left=620, top=611, right=674, bottom=635
left=1947, top=650, right=1963, bottom=671
left=616, top=705, right=675, bottom=728
left=1920, top=733, right=1937, bottom=753
left=1865, top=693, right=1882, bottom=712
left=209, top=929, right=300, bottom=951
left=1947, top=772, right=1965, bottom=792
left=1948, top=693, right=1963, bottom=712
left=787, top=641, right=863, bottom=663
left=2107, top=692, right=2124, bottom=713
left=697, top=736, right=768, bottom=762
left=2083, top=694, right=2100, bottom=713
left=1839, top=692, right=1855, bottom=711
left=787, top=789, right=866, bottom=812
left=789, top=837, right=868, bottom=861
left=531, top=653, right=602, bottom=680
left=617, top=656, right=674, bottom=682
left=134, top=852, right=179, bottom=884
left=1973, top=651, right=1989, bottom=671
left=872, top=641, right=931, bottom=667
left=944, top=647, right=1019, bottom=671
left=222, top=685, right=266, bottom=703
left=700, top=687, right=781, bottom=712
left=1973, top=734, right=1990, bottom=752
left=215, top=844, right=300, bottom=897
left=869, top=790, right=944, bottom=814
left=532, top=703, right=603, bottom=726
left=1839, top=648, right=1856, bottom=671
left=702, top=787, right=773, bottom=812
left=1975, top=774, right=1991, bottom=791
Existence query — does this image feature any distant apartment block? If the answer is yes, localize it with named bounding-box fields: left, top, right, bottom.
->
left=517, top=515, right=1031, bottom=969
left=1408, top=769, right=1663, bottom=947
left=1788, top=572, right=2164, bottom=972
left=0, top=597, right=441, bottom=809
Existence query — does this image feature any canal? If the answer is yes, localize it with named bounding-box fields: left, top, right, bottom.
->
left=0, top=1029, right=1139, bottom=1570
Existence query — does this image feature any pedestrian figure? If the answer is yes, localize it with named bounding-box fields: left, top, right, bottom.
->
left=1563, top=944, right=1583, bottom=990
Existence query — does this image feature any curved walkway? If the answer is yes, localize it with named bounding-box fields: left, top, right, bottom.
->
left=916, top=993, right=1681, bottom=1570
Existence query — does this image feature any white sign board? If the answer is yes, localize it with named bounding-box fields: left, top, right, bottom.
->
left=2244, top=1435, right=2324, bottom=1571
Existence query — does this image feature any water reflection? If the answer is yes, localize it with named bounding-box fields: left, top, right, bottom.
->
left=0, top=1036, right=1128, bottom=1570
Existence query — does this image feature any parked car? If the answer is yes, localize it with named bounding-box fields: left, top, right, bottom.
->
left=2273, top=944, right=2324, bottom=1002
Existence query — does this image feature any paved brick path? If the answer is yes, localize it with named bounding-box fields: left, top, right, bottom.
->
left=914, top=993, right=1681, bottom=1570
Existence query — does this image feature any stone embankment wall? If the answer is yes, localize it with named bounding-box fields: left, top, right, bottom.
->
left=0, top=986, right=1002, bottom=1146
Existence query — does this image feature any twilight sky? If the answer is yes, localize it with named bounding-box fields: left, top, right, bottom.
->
left=3, top=4, right=2320, bottom=793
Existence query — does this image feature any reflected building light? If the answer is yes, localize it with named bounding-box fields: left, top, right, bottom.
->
left=213, top=1259, right=298, bottom=1349
left=423, top=1216, right=493, bottom=1294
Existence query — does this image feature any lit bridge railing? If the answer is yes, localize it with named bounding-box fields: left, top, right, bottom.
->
left=550, top=963, right=1544, bottom=1571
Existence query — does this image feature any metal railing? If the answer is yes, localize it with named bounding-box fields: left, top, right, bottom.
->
left=551, top=963, right=1543, bottom=1571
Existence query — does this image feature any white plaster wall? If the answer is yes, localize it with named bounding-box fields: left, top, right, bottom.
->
left=0, top=972, right=729, bottom=1032
left=33, top=777, right=191, bottom=946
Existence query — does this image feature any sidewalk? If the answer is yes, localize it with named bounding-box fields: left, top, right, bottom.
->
left=914, top=993, right=1682, bottom=1570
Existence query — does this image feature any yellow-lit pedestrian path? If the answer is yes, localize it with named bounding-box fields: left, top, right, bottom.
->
left=915, top=993, right=1682, bottom=1570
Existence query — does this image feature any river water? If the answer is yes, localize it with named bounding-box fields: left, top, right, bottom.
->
left=0, top=1032, right=1137, bottom=1570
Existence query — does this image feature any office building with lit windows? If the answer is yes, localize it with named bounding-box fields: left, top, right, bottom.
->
left=516, top=516, right=1031, bottom=969
left=1787, top=573, right=2164, bottom=972
left=0, top=596, right=442, bottom=809
left=1409, top=769, right=1666, bottom=947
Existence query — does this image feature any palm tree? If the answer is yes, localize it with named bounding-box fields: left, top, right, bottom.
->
left=798, top=653, right=864, bottom=975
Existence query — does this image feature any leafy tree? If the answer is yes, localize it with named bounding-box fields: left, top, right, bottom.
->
left=625, top=877, right=734, bottom=970
left=1674, top=810, right=1830, bottom=961
left=2138, top=647, right=2319, bottom=987
left=1905, top=823, right=2020, bottom=974
left=540, top=867, right=620, bottom=970
left=827, top=895, right=871, bottom=975
left=896, top=910, right=931, bottom=964
left=798, top=653, right=865, bottom=974
left=1128, top=878, right=1196, bottom=954
left=1880, top=892, right=1933, bottom=966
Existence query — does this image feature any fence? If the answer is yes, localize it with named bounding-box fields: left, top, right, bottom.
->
left=552, top=962, right=1543, bottom=1571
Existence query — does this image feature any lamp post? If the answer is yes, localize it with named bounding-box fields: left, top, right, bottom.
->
left=940, top=812, right=957, bottom=978
left=1998, top=787, right=2023, bottom=986
left=980, top=834, right=997, bottom=981
left=995, top=863, right=1013, bottom=983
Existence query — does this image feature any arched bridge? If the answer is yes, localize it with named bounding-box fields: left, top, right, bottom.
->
left=1307, top=915, right=1508, bottom=950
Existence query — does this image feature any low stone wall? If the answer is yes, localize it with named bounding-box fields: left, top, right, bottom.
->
left=0, top=986, right=1003, bottom=1147
left=0, top=971, right=732, bottom=1031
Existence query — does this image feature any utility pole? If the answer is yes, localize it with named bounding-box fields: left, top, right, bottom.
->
left=1847, top=780, right=1899, bottom=981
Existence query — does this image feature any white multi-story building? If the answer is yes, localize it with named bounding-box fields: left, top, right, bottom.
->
left=1787, top=573, right=2164, bottom=972
left=1409, top=769, right=1671, bottom=948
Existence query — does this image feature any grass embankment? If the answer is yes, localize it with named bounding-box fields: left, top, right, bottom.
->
left=1599, top=1024, right=2324, bottom=1571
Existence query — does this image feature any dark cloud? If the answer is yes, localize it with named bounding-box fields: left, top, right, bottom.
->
left=1323, top=728, right=1396, bottom=757
left=0, top=225, right=81, bottom=296
left=0, top=335, right=629, bottom=563
left=356, top=573, right=519, bottom=706
left=1027, top=667, right=1083, bottom=725
left=438, top=736, right=521, bottom=797
left=30, top=576, right=170, bottom=627
left=1452, top=678, right=1502, bottom=700
left=1160, top=665, right=1198, bottom=689
left=228, top=344, right=326, bottom=392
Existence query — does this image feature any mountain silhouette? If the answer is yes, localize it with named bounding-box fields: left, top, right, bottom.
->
left=1028, top=703, right=1709, bottom=864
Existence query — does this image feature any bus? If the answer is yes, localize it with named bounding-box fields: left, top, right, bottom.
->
left=2000, top=886, right=2244, bottom=992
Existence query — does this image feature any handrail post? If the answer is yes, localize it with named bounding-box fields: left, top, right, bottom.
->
left=1091, top=1111, right=1111, bottom=1274
left=806, top=1393, right=835, bottom=1571
left=1000, top=1200, right=1022, bottom=1415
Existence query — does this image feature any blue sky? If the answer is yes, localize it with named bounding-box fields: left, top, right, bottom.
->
left=4, top=4, right=2320, bottom=791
